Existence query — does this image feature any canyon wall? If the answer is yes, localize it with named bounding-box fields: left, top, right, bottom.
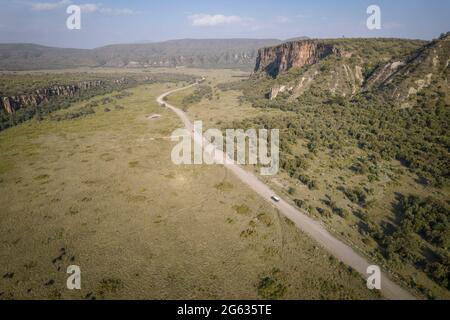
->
left=254, top=40, right=343, bottom=77
left=0, top=80, right=136, bottom=114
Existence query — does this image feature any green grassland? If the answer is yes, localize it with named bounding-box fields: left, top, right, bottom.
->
left=0, top=73, right=379, bottom=299
left=168, top=68, right=449, bottom=300
left=0, top=71, right=198, bottom=132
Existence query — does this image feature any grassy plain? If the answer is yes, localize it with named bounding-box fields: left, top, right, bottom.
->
left=0, top=73, right=378, bottom=299
left=167, top=69, right=449, bottom=299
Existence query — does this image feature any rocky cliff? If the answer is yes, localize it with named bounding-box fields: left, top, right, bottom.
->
left=253, top=38, right=441, bottom=102
left=0, top=79, right=139, bottom=114
left=254, top=40, right=344, bottom=77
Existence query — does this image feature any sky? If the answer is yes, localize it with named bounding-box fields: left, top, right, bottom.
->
left=0, top=0, right=449, bottom=48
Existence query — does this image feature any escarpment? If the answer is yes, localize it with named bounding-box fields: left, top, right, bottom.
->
left=254, top=40, right=344, bottom=77
left=0, top=79, right=131, bottom=114
left=254, top=36, right=448, bottom=104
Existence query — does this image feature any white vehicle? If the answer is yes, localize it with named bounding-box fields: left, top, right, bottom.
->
left=271, top=196, right=280, bottom=202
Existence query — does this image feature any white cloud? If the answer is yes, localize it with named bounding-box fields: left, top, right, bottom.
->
left=29, top=1, right=136, bottom=15
left=189, top=14, right=248, bottom=27
left=275, top=16, right=291, bottom=24
left=78, top=3, right=99, bottom=13
left=100, top=8, right=135, bottom=15
left=31, top=0, right=71, bottom=11
left=80, top=4, right=136, bottom=15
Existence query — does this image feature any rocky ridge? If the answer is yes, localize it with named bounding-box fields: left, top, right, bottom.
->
left=0, top=79, right=132, bottom=114
left=254, top=40, right=348, bottom=77
left=254, top=36, right=448, bottom=105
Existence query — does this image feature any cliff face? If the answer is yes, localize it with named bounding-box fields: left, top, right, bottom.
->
left=254, top=40, right=342, bottom=77
left=254, top=37, right=445, bottom=103
left=1, top=80, right=108, bottom=114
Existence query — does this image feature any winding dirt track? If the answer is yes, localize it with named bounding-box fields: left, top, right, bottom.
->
left=156, top=83, right=417, bottom=300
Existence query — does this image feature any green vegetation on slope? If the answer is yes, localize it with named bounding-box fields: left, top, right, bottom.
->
left=214, top=37, right=449, bottom=299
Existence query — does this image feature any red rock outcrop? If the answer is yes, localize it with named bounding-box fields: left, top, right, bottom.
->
left=254, top=40, right=341, bottom=77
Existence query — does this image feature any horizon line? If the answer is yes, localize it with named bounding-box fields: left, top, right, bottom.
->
left=0, top=33, right=444, bottom=50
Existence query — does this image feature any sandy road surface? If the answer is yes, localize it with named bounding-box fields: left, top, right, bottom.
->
left=156, top=83, right=417, bottom=300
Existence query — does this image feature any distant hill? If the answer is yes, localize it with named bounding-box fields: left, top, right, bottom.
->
left=0, top=44, right=97, bottom=70
left=0, top=39, right=282, bottom=71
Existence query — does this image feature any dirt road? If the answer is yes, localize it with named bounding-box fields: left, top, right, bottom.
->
left=156, top=84, right=417, bottom=300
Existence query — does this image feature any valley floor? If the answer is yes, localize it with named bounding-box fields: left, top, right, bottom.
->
left=166, top=69, right=449, bottom=299
left=0, top=78, right=379, bottom=299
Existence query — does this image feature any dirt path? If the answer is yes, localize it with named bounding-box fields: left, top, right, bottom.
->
left=156, top=83, right=417, bottom=300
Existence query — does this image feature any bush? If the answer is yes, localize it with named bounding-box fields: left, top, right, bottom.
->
left=339, top=186, right=368, bottom=207
left=298, top=174, right=318, bottom=190
left=182, top=85, right=213, bottom=106
left=374, top=194, right=450, bottom=289
left=51, top=105, right=95, bottom=121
